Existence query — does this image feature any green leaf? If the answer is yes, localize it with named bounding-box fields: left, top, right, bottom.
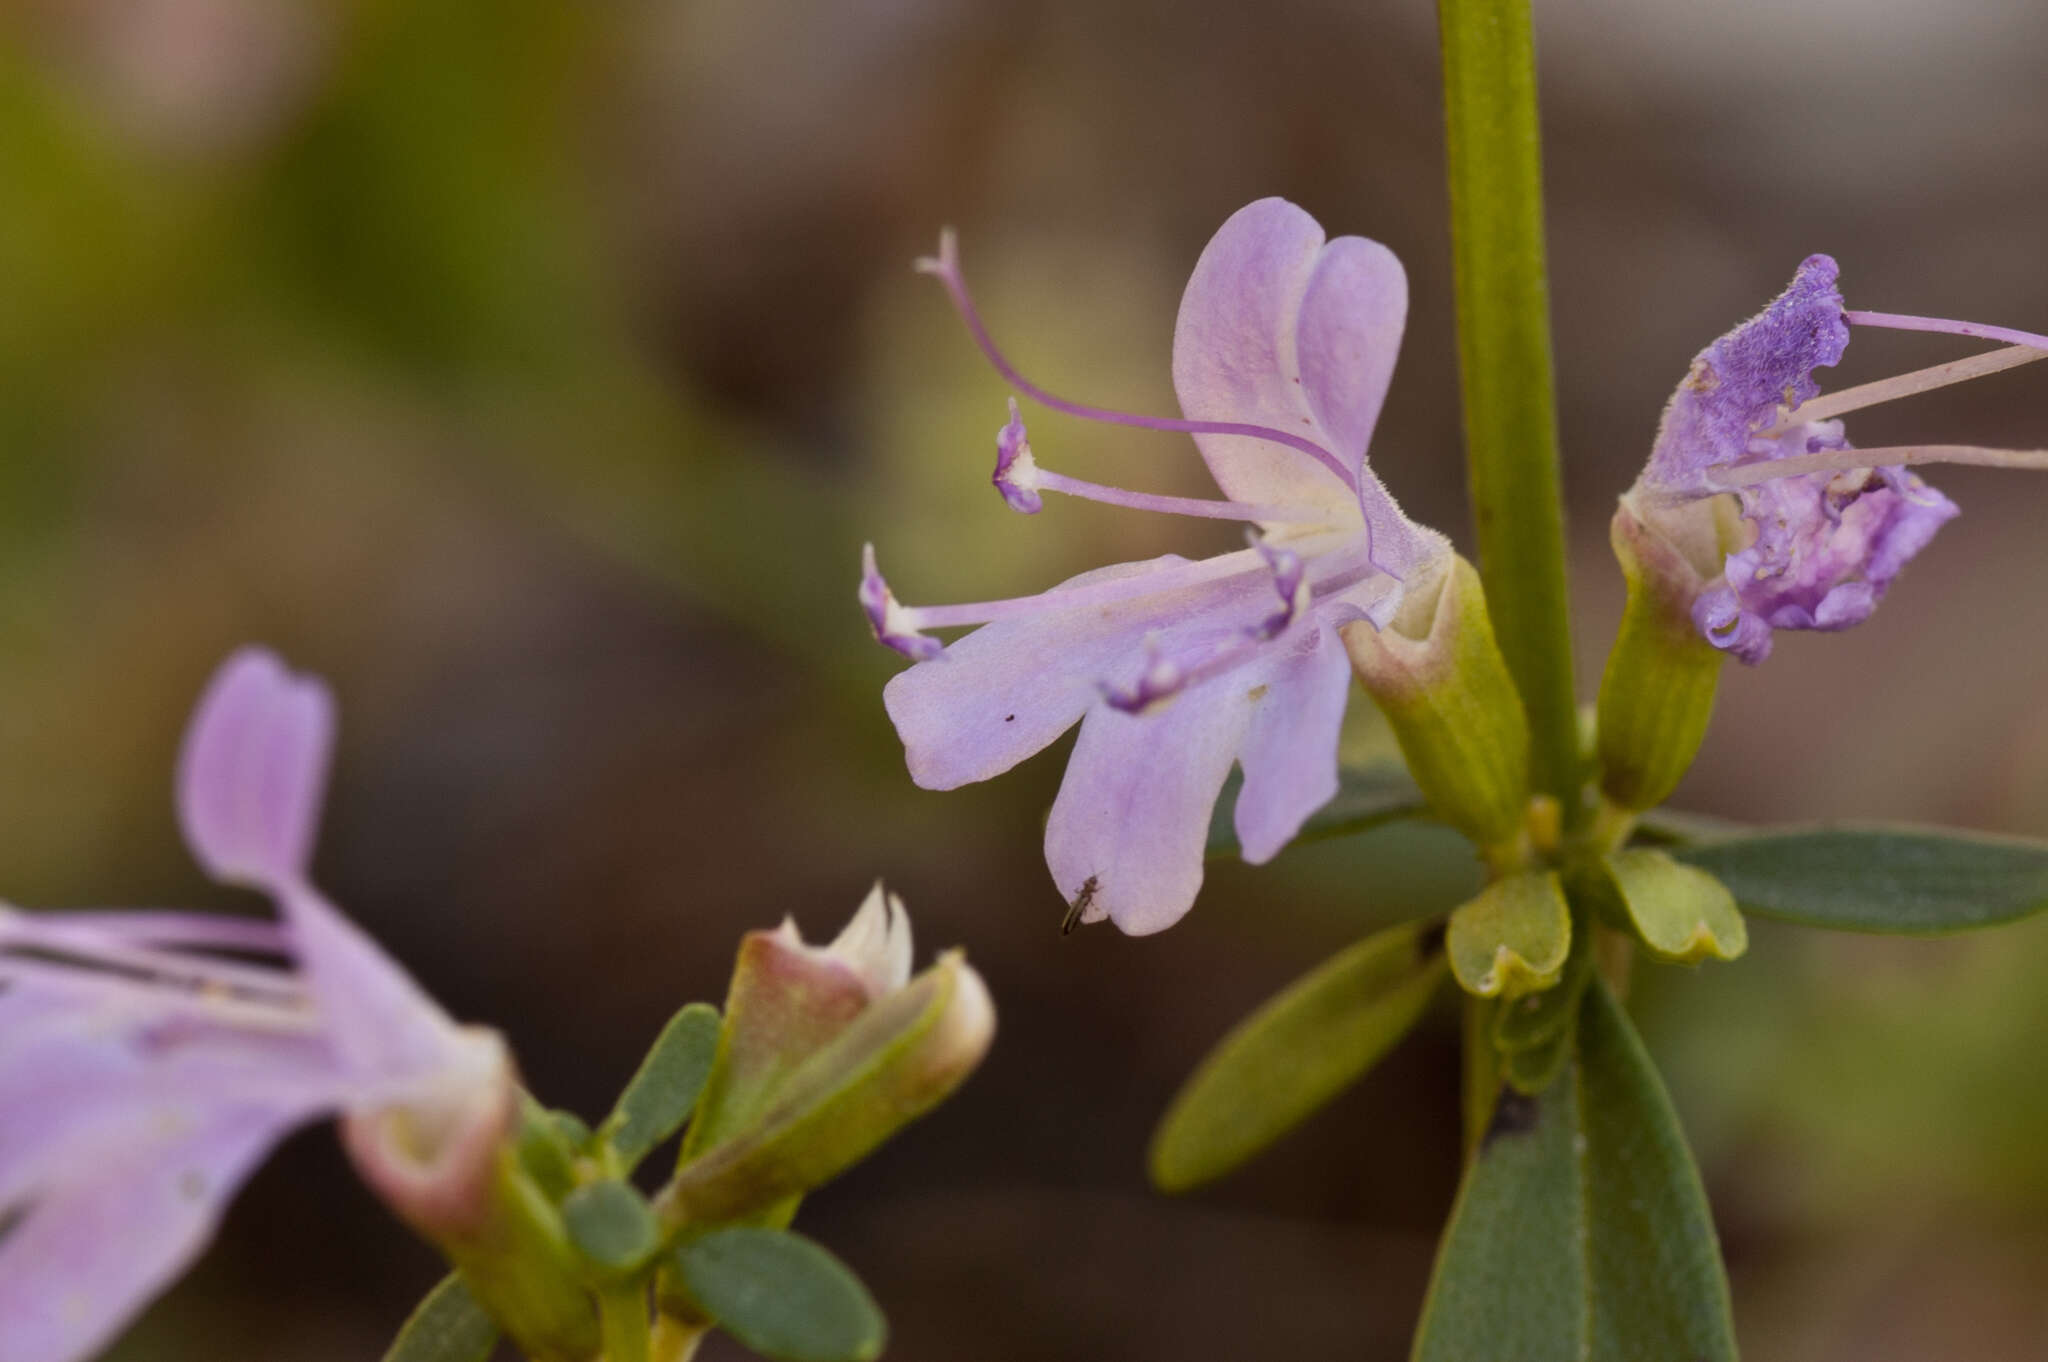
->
left=514, top=1097, right=582, bottom=1201
left=563, top=1180, right=662, bottom=1276
left=1413, top=980, right=1735, bottom=1362
left=1603, top=848, right=1747, bottom=963
left=1674, top=823, right=2048, bottom=934
left=1577, top=979, right=1737, bottom=1360
left=603, top=1001, right=721, bottom=1169
left=1630, top=807, right=1748, bottom=847
left=674, top=1227, right=886, bottom=1362
left=1206, top=761, right=1429, bottom=858
left=382, top=1274, right=499, bottom=1362
left=1412, top=1071, right=1583, bottom=1361
left=1149, top=921, right=1448, bottom=1192
left=1446, top=870, right=1570, bottom=998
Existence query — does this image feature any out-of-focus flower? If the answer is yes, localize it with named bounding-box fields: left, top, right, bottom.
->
left=663, top=884, right=993, bottom=1229
left=1627, top=255, right=2048, bottom=663
left=0, top=649, right=511, bottom=1362
left=862, top=198, right=1450, bottom=934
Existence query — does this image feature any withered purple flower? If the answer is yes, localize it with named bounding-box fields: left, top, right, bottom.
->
left=862, top=199, right=1449, bottom=934
left=0, top=650, right=509, bottom=1362
left=1630, top=255, right=2048, bottom=663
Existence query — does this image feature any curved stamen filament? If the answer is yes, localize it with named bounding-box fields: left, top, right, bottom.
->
left=1845, top=310, right=2048, bottom=352
left=917, top=229, right=1359, bottom=492
left=1709, top=443, right=2048, bottom=488
left=1031, top=470, right=1331, bottom=524
left=1772, top=344, right=2046, bottom=430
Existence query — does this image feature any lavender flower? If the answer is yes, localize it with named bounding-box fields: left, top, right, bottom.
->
left=1630, top=255, right=2048, bottom=663
left=863, top=199, right=1449, bottom=934
left=0, top=649, right=510, bottom=1362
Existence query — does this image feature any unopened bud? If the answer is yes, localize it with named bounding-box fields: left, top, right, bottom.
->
left=663, top=951, right=994, bottom=1228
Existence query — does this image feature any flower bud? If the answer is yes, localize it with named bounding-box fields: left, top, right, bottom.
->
left=1595, top=497, right=1737, bottom=812
left=1341, top=554, right=1530, bottom=856
left=680, top=884, right=912, bottom=1162
left=340, top=1031, right=602, bottom=1362
left=662, top=950, right=994, bottom=1228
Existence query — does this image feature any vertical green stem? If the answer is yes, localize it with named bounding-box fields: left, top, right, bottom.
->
left=1437, top=0, right=1580, bottom=819
left=598, top=1283, right=652, bottom=1362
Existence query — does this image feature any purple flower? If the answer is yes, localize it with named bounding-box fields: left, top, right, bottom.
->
left=862, top=198, right=1449, bottom=934
left=0, top=649, right=509, bottom=1362
left=1628, top=255, right=2048, bottom=663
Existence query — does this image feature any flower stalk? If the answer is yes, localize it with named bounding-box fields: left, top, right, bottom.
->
left=1437, top=0, right=1580, bottom=821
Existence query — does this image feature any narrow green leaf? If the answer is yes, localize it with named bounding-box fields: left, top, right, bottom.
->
left=1630, top=808, right=1748, bottom=847
left=382, top=1274, right=499, bottom=1362
left=1674, top=823, right=2048, bottom=934
left=1150, top=921, right=1447, bottom=1192
left=1578, top=980, right=1737, bottom=1360
left=675, top=1227, right=886, bottom=1362
left=563, top=1181, right=662, bottom=1276
left=1414, top=981, right=1736, bottom=1362
left=1447, top=871, right=1570, bottom=998
left=1413, top=1077, right=1585, bottom=1362
left=1604, top=849, right=1747, bottom=963
left=1206, top=761, right=1430, bottom=858
left=604, top=1002, right=721, bottom=1169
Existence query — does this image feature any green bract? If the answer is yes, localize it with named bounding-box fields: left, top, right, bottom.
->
left=1447, top=870, right=1571, bottom=998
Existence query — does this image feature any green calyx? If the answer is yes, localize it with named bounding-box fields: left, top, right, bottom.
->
left=1343, top=554, right=1532, bottom=858
left=1594, top=498, right=1735, bottom=813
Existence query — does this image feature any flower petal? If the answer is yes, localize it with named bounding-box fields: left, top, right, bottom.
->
left=1173, top=198, right=1356, bottom=512
left=0, top=1101, right=311, bottom=1362
left=1044, top=682, right=1251, bottom=936
left=1294, top=235, right=1407, bottom=469
left=884, top=556, right=1204, bottom=791
left=1232, top=626, right=1354, bottom=863
left=176, top=648, right=334, bottom=894
left=277, top=883, right=464, bottom=1081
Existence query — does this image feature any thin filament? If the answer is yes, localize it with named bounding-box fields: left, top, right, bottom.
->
left=1774, top=344, right=2047, bottom=429
left=1033, top=470, right=1330, bottom=524
left=918, top=232, right=1359, bottom=491
left=1709, top=444, right=2048, bottom=488
left=1845, top=310, right=2048, bottom=352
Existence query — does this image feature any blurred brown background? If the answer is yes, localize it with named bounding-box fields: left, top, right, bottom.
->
left=3, top=0, right=2045, bottom=1357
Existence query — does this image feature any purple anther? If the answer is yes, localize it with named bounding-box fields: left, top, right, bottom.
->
left=860, top=544, right=944, bottom=661
left=992, top=397, right=1044, bottom=514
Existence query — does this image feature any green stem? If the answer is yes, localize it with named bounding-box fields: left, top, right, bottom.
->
left=1437, top=0, right=1580, bottom=822
left=597, top=1282, right=652, bottom=1362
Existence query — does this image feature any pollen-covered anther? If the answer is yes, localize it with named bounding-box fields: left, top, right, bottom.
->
left=992, top=397, right=1044, bottom=514
left=859, top=543, right=943, bottom=661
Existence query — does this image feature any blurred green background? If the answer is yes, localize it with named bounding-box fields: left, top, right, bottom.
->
left=4, top=0, right=2045, bottom=1357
